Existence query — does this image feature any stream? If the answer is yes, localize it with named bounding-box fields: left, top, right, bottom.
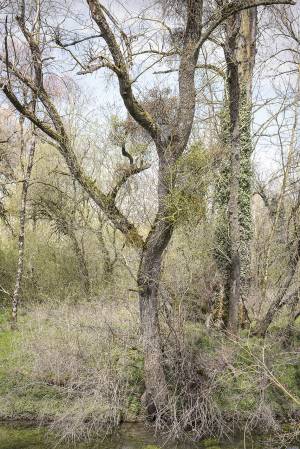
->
left=0, top=423, right=299, bottom=449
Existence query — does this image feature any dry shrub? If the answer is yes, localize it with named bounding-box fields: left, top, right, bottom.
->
left=20, top=300, right=142, bottom=442
left=154, top=304, right=299, bottom=443
left=50, top=369, right=125, bottom=443
left=148, top=311, right=230, bottom=441
left=160, top=343, right=229, bottom=441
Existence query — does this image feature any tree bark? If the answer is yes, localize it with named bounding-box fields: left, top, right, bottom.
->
left=237, top=8, right=257, bottom=305
left=97, top=227, right=114, bottom=281
left=12, top=132, right=36, bottom=328
left=225, top=14, right=242, bottom=335
left=137, top=157, right=174, bottom=416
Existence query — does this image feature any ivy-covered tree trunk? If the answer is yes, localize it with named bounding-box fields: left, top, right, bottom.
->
left=214, top=7, right=257, bottom=332
left=238, top=8, right=257, bottom=306
left=225, top=13, right=242, bottom=335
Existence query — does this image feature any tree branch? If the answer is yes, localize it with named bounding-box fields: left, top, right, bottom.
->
left=109, top=162, right=151, bottom=203
left=86, top=0, right=161, bottom=142
left=1, top=85, right=61, bottom=141
left=0, top=17, right=144, bottom=248
left=197, top=0, right=295, bottom=50
left=54, top=33, right=103, bottom=48
left=174, top=0, right=203, bottom=153
left=1, top=84, right=144, bottom=246
left=154, top=63, right=226, bottom=79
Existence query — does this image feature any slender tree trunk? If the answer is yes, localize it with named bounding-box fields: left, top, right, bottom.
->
left=254, top=235, right=300, bottom=337
left=282, top=290, right=300, bottom=346
left=11, top=133, right=36, bottom=328
left=238, top=8, right=257, bottom=306
left=69, top=232, right=91, bottom=297
left=97, top=225, right=114, bottom=281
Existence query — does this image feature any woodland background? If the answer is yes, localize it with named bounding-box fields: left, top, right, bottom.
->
left=0, top=0, right=299, bottom=445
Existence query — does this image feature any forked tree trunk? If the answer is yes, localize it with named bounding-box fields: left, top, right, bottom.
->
left=12, top=133, right=36, bottom=328
left=137, top=161, right=173, bottom=417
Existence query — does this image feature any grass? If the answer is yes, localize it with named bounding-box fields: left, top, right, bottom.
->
left=0, top=314, right=23, bottom=408
left=0, top=424, right=45, bottom=449
left=0, top=310, right=66, bottom=422
left=0, top=331, right=64, bottom=422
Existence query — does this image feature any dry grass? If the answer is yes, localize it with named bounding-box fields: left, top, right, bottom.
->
left=19, top=299, right=142, bottom=442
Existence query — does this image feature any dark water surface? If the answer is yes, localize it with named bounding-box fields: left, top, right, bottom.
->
left=0, top=423, right=298, bottom=449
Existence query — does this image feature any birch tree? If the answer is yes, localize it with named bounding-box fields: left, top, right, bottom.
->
left=11, top=117, right=36, bottom=327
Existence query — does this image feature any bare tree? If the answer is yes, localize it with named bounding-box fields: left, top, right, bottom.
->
left=254, top=104, right=300, bottom=336
left=250, top=4, right=300, bottom=335
left=32, top=192, right=92, bottom=297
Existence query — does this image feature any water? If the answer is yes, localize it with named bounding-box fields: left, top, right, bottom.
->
left=0, top=423, right=298, bottom=449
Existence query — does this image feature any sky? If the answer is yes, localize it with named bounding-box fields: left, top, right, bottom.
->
left=1, top=0, right=299, bottom=182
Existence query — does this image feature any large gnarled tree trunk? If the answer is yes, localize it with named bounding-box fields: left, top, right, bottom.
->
left=137, top=154, right=180, bottom=413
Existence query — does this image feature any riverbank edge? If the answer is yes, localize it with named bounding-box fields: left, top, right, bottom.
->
left=0, top=411, right=299, bottom=441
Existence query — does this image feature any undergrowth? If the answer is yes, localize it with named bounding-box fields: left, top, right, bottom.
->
left=0, top=302, right=299, bottom=444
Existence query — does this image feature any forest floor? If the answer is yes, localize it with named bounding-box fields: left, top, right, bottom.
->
left=0, top=302, right=299, bottom=443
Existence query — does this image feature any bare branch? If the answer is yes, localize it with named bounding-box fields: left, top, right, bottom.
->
left=197, top=0, right=296, bottom=50
left=154, top=63, right=226, bottom=79
left=86, top=0, right=161, bottom=142
left=54, top=33, right=103, bottom=48
left=109, top=162, right=151, bottom=203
